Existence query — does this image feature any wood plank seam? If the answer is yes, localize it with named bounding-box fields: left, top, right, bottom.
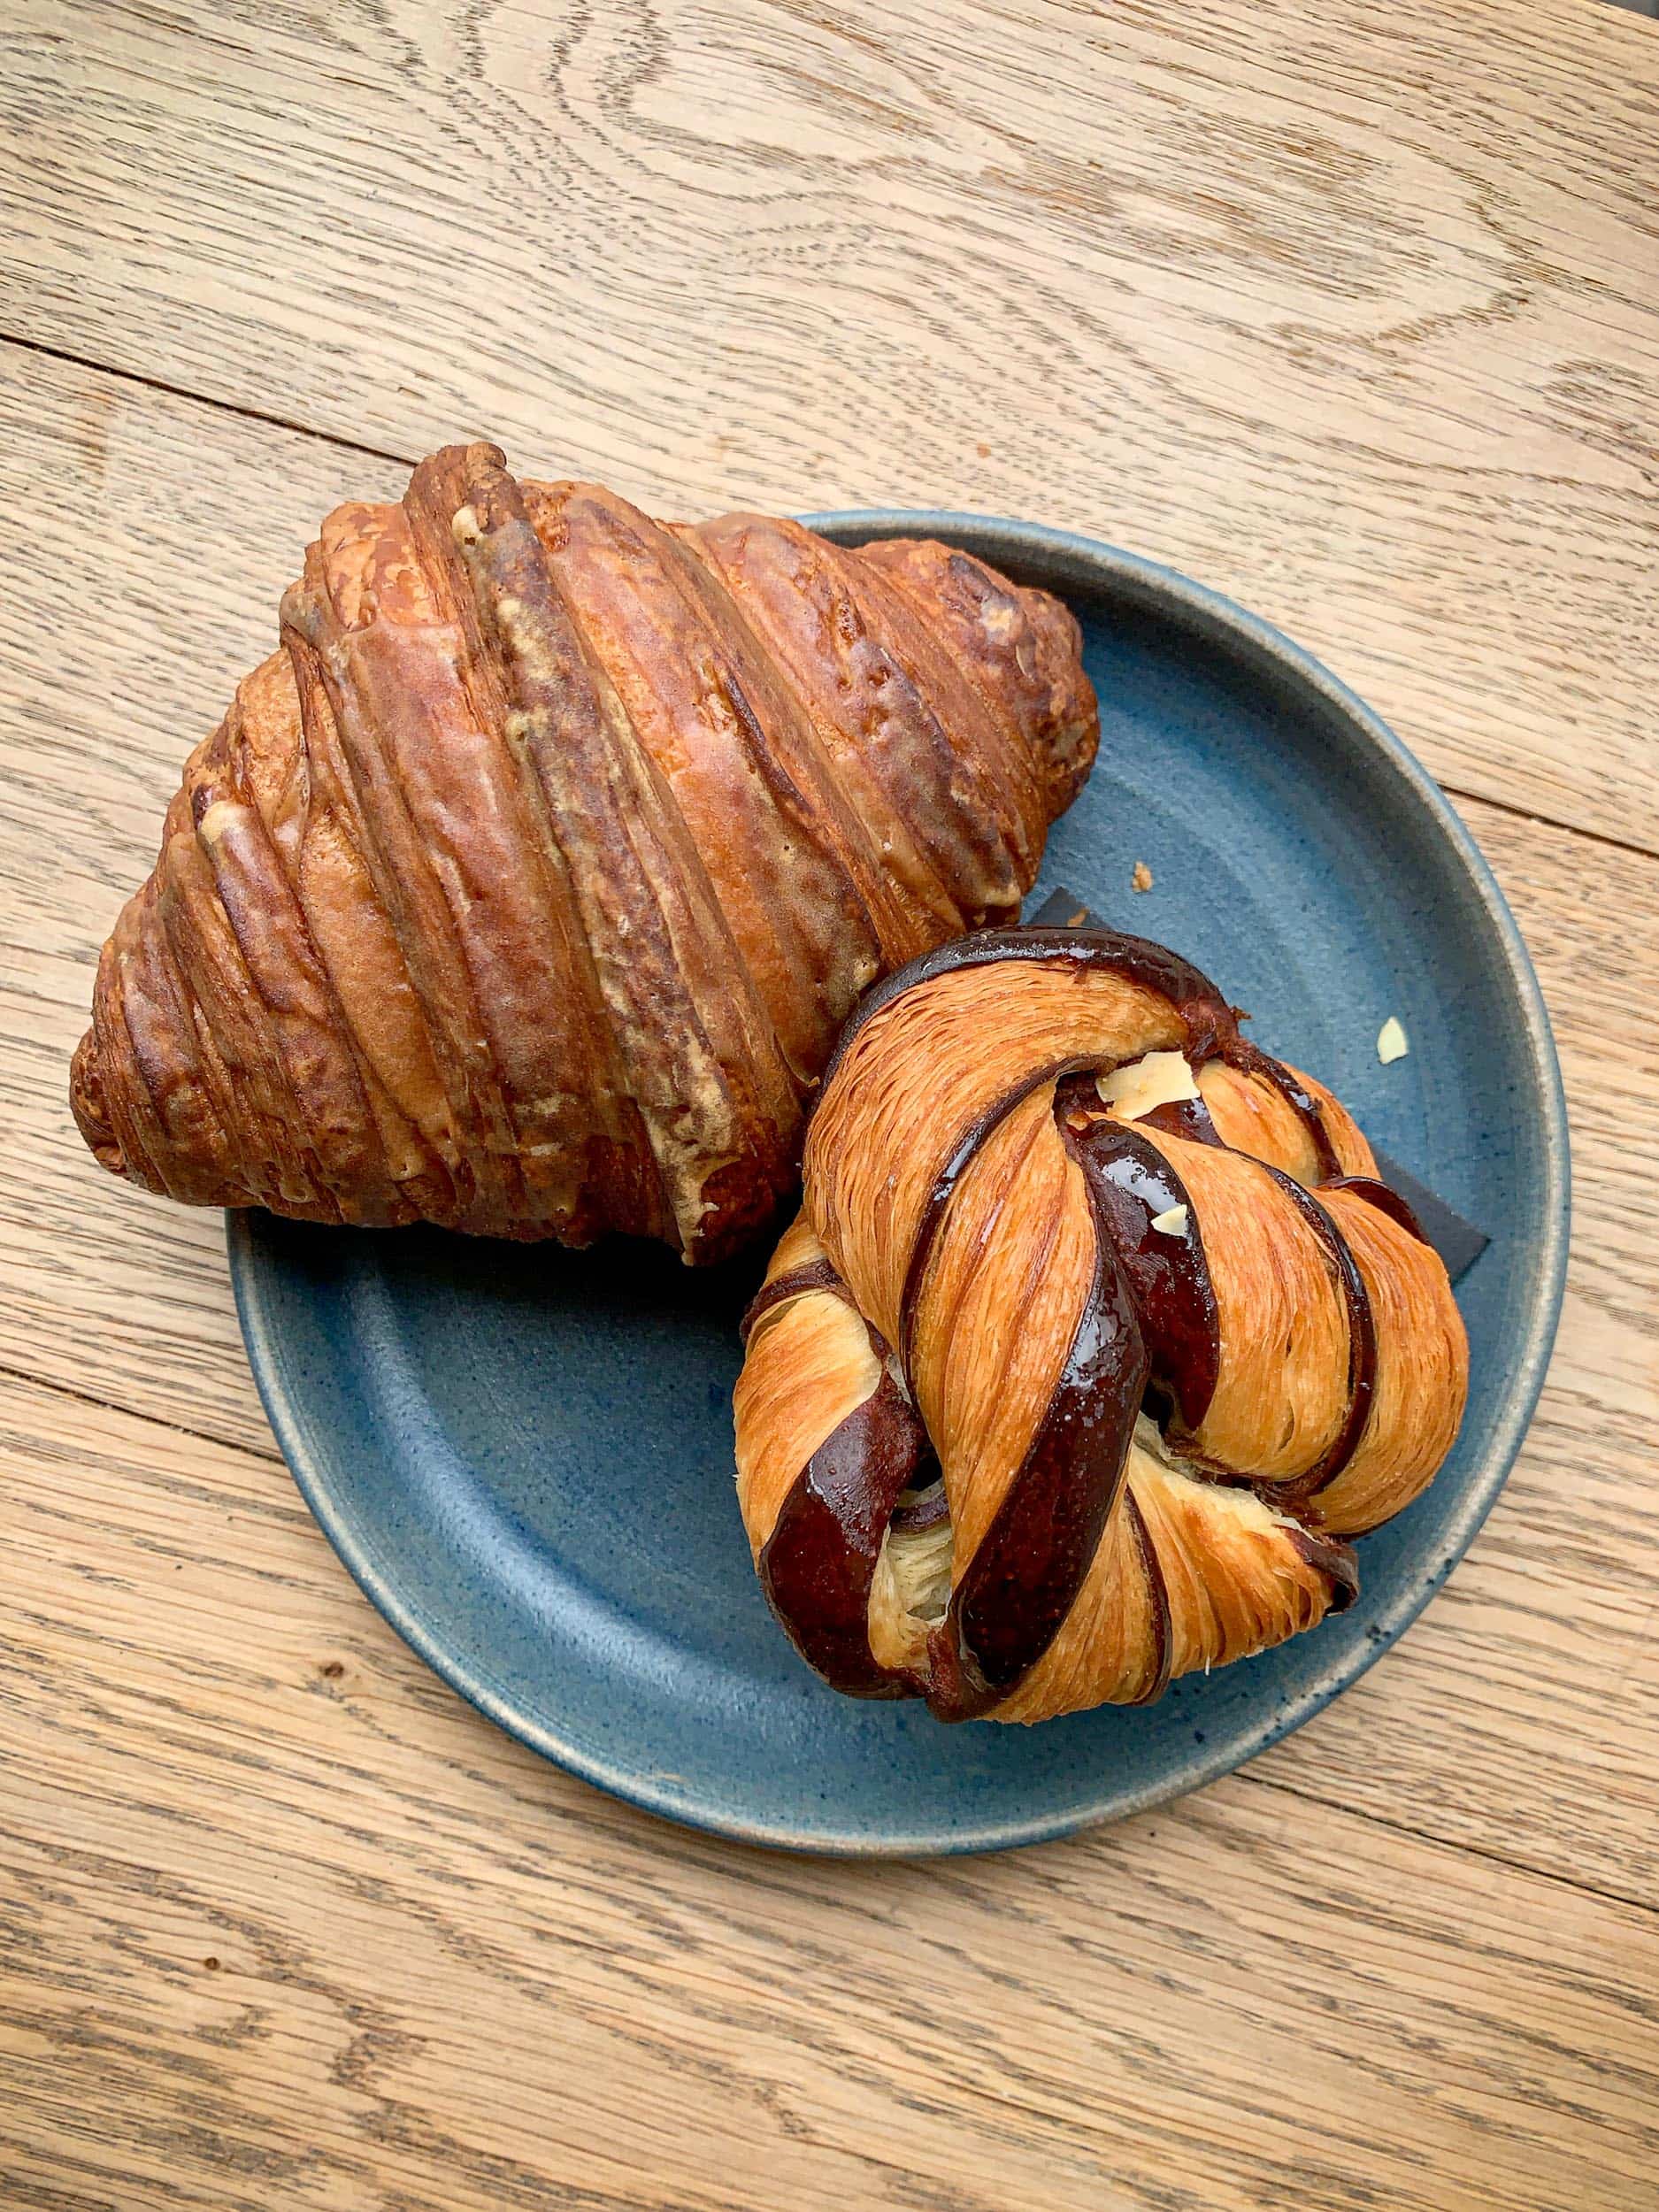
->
left=0, top=1354, right=283, bottom=1466
left=0, top=327, right=412, bottom=473
left=1254, top=1763, right=1659, bottom=1924
left=1451, top=797, right=1659, bottom=872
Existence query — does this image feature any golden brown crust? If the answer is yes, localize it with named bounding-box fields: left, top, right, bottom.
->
left=71, top=442, right=1097, bottom=1257
left=731, top=928, right=1469, bottom=1721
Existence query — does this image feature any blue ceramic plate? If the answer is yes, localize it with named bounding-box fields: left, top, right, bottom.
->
left=230, top=514, right=1569, bottom=1855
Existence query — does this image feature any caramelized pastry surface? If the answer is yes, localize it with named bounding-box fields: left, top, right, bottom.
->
left=71, top=444, right=1096, bottom=1259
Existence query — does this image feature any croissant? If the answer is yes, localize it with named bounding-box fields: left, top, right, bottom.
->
left=733, top=927, right=1469, bottom=1721
left=71, top=442, right=1095, bottom=1260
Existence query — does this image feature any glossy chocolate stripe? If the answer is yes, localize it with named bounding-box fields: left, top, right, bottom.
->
left=1257, top=1164, right=1378, bottom=1502
left=898, top=1053, right=1097, bottom=1376
left=1287, top=1525, right=1361, bottom=1612
left=1123, top=1487, right=1174, bottom=1707
left=1140, top=1093, right=1225, bottom=1148
left=1063, top=1088, right=1222, bottom=1435
left=1326, top=1174, right=1430, bottom=1245
left=888, top=1477, right=949, bottom=1534
left=818, top=924, right=1238, bottom=1097
left=740, top=1255, right=849, bottom=1343
left=927, top=1141, right=1148, bottom=1721
left=758, top=1363, right=928, bottom=1701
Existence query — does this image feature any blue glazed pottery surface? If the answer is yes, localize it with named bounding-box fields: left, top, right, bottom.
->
left=229, top=515, right=1570, bottom=1855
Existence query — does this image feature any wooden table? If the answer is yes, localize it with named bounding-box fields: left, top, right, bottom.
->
left=3, top=4, right=1656, bottom=2206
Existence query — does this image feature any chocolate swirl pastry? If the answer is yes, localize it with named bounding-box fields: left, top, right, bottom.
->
left=733, top=928, right=1469, bottom=1721
left=70, top=443, right=1095, bottom=1260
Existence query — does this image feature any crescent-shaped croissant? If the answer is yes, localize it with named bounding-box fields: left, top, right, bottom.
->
left=71, top=443, right=1095, bottom=1260
left=733, top=928, right=1469, bottom=1721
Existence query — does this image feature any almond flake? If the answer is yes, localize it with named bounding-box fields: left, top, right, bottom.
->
left=1377, top=1017, right=1409, bottom=1064
left=1148, top=1203, right=1189, bottom=1236
left=1097, top=1048, right=1199, bottom=1120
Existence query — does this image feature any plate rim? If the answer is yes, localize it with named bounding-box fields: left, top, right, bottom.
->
left=228, top=510, right=1571, bottom=1856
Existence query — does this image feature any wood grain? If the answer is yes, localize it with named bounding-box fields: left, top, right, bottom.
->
left=5, top=329, right=1659, bottom=1917
left=4, top=4, right=1659, bottom=2204
left=3, top=1364, right=1658, bottom=2212
left=2, top=0, right=1656, bottom=853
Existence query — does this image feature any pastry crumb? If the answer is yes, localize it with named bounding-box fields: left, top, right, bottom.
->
left=1131, top=859, right=1154, bottom=893
left=1377, top=1016, right=1409, bottom=1064
left=1149, top=1204, right=1189, bottom=1235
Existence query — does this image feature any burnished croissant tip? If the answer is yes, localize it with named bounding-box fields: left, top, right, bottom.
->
left=733, top=928, right=1469, bottom=1724
left=69, top=1026, right=115, bottom=1167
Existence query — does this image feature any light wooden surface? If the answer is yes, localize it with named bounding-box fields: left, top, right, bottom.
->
left=3, top=4, right=1657, bottom=2206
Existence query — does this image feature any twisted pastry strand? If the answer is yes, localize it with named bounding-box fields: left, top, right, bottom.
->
left=72, top=444, right=1095, bottom=1259
left=734, top=929, right=1468, bottom=1721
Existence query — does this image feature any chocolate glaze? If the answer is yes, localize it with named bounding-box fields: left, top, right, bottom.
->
left=888, top=1471, right=949, bottom=1534
left=759, top=1355, right=927, bottom=1700
left=1287, top=1525, right=1360, bottom=1611
left=1256, top=1164, right=1378, bottom=1502
left=1326, top=1174, right=1429, bottom=1246
left=740, top=1255, right=848, bottom=1343
left=1122, top=1487, right=1174, bottom=1706
left=1140, top=1094, right=1225, bottom=1148
left=1061, top=1088, right=1221, bottom=1436
left=926, top=1125, right=1149, bottom=1722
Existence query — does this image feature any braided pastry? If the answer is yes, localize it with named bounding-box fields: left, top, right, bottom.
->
left=733, top=928, right=1468, bottom=1720
left=71, top=443, right=1094, bottom=1260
